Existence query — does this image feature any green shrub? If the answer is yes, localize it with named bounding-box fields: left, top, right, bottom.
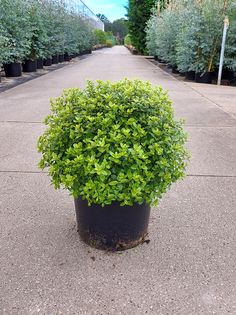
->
left=0, top=0, right=31, bottom=63
left=175, top=2, right=201, bottom=73
left=225, top=5, right=236, bottom=73
left=0, top=0, right=95, bottom=62
left=25, top=0, right=48, bottom=60
left=146, top=0, right=235, bottom=74
left=124, top=34, right=132, bottom=46
left=94, top=29, right=107, bottom=45
left=38, top=79, right=188, bottom=207
left=106, top=40, right=113, bottom=48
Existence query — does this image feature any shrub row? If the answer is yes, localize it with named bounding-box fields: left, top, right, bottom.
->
left=94, top=30, right=117, bottom=48
left=0, top=0, right=101, bottom=66
left=146, top=0, right=236, bottom=84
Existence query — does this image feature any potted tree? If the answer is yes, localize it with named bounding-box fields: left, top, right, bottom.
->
left=194, top=0, right=230, bottom=84
left=1, top=0, right=30, bottom=77
left=22, top=1, right=48, bottom=72
left=0, top=27, right=11, bottom=81
left=38, top=79, right=189, bottom=251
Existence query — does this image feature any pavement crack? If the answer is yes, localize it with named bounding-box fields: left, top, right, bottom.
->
left=0, top=120, right=42, bottom=124
left=187, top=174, right=236, bottom=178
left=184, top=125, right=236, bottom=128
left=0, top=170, right=47, bottom=174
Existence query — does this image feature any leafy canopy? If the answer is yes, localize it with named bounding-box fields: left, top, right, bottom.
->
left=127, top=0, right=156, bottom=54
left=38, top=79, right=188, bottom=206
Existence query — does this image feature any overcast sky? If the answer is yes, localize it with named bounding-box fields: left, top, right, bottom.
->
left=85, top=0, right=127, bottom=21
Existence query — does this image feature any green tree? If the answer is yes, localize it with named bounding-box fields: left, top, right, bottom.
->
left=126, top=0, right=157, bottom=54
left=225, top=4, right=236, bottom=74
left=111, top=18, right=128, bottom=43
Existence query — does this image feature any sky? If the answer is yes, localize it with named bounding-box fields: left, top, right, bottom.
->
left=85, top=0, right=127, bottom=21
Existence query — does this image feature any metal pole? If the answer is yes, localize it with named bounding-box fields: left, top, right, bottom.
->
left=217, top=16, right=229, bottom=86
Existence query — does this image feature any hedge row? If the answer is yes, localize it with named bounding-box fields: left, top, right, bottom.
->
left=0, top=0, right=104, bottom=65
left=146, top=0, right=236, bottom=80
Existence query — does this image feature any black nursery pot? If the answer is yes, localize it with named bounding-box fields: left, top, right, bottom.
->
left=64, top=53, right=71, bottom=62
left=58, top=54, right=64, bottom=63
left=172, top=66, right=179, bottom=74
left=74, top=198, right=151, bottom=251
left=185, top=71, right=195, bottom=81
left=52, top=55, right=59, bottom=64
left=3, top=63, right=22, bottom=77
left=37, top=58, right=44, bottom=69
left=43, top=58, right=52, bottom=66
left=195, top=72, right=214, bottom=84
left=22, top=60, right=37, bottom=72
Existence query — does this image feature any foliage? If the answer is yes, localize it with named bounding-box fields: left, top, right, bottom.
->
left=0, top=0, right=96, bottom=63
left=146, top=0, right=235, bottom=74
left=124, top=34, right=132, bottom=46
left=25, top=0, right=48, bottom=60
left=96, top=15, right=128, bottom=44
left=175, top=2, right=201, bottom=73
left=94, top=30, right=116, bottom=47
left=225, top=5, right=236, bottom=72
left=94, top=30, right=107, bottom=45
left=96, top=14, right=111, bottom=24
left=0, top=25, right=11, bottom=63
left=106, top=40, right=113, bottom=48
left=127, top=0, right=156, bottom=54
left=0, top=0, right=31, bottom=63
left=38, top=79, right=189, bottom=207
left=146, top=11, right=160, bottom=57
left=109, top=18, right=129, bottom=43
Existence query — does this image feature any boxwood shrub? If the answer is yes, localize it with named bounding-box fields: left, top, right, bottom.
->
left=38, top=79, right=188, bottom=206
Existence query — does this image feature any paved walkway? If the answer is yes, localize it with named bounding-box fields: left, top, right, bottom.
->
left=0, top=46, right=235, bottom=315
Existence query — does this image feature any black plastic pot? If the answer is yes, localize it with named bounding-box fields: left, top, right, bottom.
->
left=195, top=72, right=214, bottom=84
left=43, top=58, right=52, bottom=66
left=84, top=49, right=92, bottom=54
left=58, top=54, right=64, bottom=63
left=37, top=58, right=44, bottom=69
left=74, top=198, right=151, bottom=251
left=52, top=55, right=59, bottom=64
left=222, top=68, right=235, bottom=81
left=64, top=53, right=71, bottom=62
left=185, top=71, right=195, bottom=81
left=22, top=60, right=37, bottom=72
left=3, top=63, right=22, bottom=77
left=172, top=66, right=179, bottom=74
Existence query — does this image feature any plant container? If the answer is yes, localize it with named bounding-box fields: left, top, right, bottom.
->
left=43, top=58, right=52, bottom=66
left=195, top=72, right=214, bottom=84
left=172, top=66, right=179, bottom=74
left=3, top=63, right=22, bottom=77
left=185, top=71, right=195, bottom=81
left=58, top=54, right=64, bottom=63
left=52, top=55, right=59, bottom=64
left=22, top=60, right=37, bottom=72
left=222, top=68, right=235, bottom=81
left=64, top=53, right=71, bottom=62
left=84, top=49, right=92, bottom=54
left=37, top=58, right=44, bottom=69
left=74, top=198, right=151, bottom=251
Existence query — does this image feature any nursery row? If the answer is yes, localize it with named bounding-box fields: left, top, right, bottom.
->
left=0, top=50, right=92, bottom=79
left=0, top=0, right=111, bottom=78
left=146, top=0, right=236, bottom=85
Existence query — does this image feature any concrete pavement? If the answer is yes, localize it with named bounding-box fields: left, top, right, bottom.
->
left=0, top=46, right=236, bottom=315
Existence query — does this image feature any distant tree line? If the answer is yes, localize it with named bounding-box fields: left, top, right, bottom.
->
left=96, top=14, right=129, bottom=44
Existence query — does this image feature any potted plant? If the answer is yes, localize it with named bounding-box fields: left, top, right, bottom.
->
left=23, top=1, right=48, bottom=72
left=1, top=0, right=31, bottom=77
left=38, top=79, right=189, bottom=251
